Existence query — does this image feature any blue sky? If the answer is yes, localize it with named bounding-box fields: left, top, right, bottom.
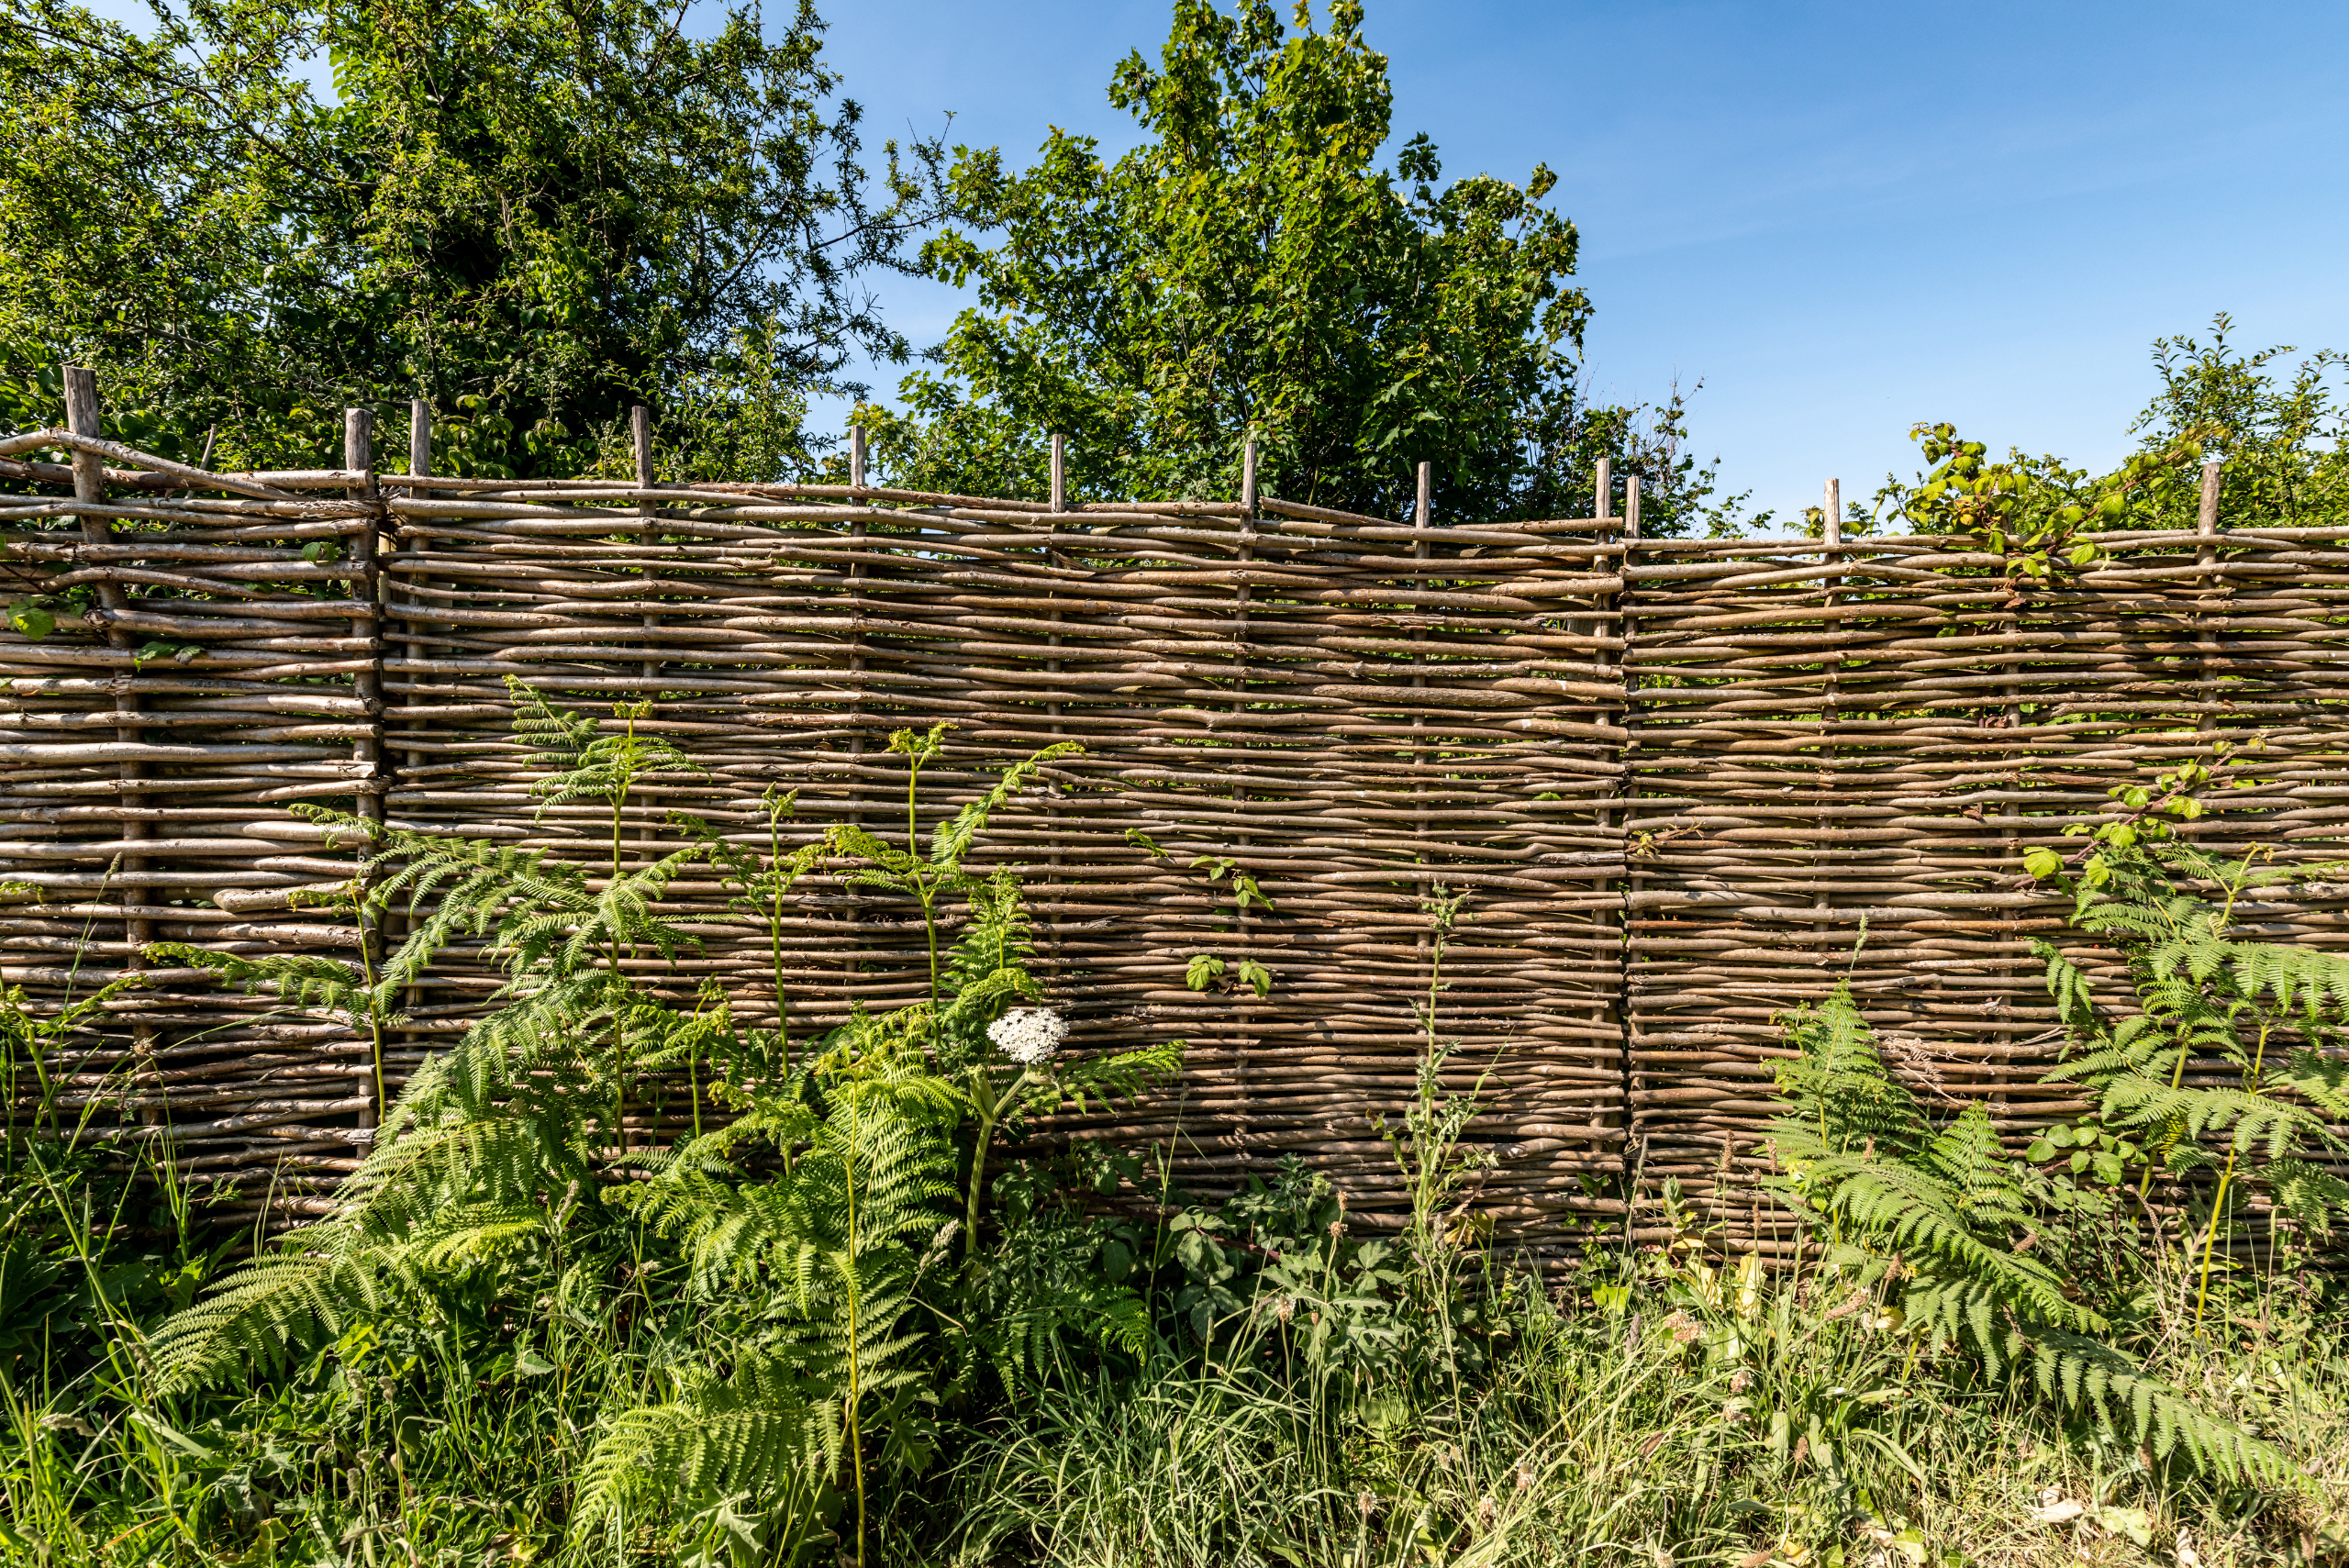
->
left=797, top=0, right=2349, bottom=524
left=86, top=0, right=2349, bottom=519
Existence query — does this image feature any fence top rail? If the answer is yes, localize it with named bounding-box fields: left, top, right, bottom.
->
left=17, top=425, right=2349, bottom=561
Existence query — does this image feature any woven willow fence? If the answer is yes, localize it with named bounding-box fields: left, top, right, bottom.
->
left=5, top=381, right=2343, bottom=1256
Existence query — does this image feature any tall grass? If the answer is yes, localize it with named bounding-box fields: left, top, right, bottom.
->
left=7, top=1145, right=2348, bottom=1563
left=929, top=1231, right=2349, bottom=1568
left=10, top=811, right=2349, bottom=1563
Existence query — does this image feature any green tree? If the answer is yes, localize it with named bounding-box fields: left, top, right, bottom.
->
left=868, top=0, right=1745, bottom=533
left=2130, top=313, right=2349, bottom=530
left=0, top=0, right=950, bottom=478
left=1865, top=316, right=2349, bottom=555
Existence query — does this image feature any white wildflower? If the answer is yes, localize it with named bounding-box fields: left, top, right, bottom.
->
left=988, top=1006, right=1067, bottom=1065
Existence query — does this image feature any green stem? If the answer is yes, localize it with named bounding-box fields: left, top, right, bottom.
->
left=965, top=1095, right=996, bottom=1261
left=2194, top=1151, right=2236, bottom=1330
left=963, top=1068, right=1030, bottom=1259
left=352, top=895, right=389, bottom=1132
left=768, top=802, right=791, bottom=1073
left=843, top=1098, right=866, bottom=1568
left=609, top=762, right=629, bottom=1153
left=920, top=878, right=941, bottom=1030
left=2197, top=1020, right=2273, bottom=1329
left=2136, top=1036, right=2197, bottom=1202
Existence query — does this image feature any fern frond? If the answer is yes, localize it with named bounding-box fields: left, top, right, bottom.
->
left=145, top=943, right=399, bottom=1029
left=147, top=1241, right=380, bottom=1394
left=1047, top=1041, right=1184, bottom=1115
left=2097, top=1074, right=2323, bottom=1162
left=2016, top=1326, right=2288, bottom=1482
left=2033, top=940, right=2102, bottom=1039
left=2263, top=1157, right=2349, bottom=1235
left=929, top=742, right=1084, bottom=867
left=573, top=1349, right=841, bottom=1534
left=1771, top=988, right=1930, bottom=1161
left=1787, top=1142, right=2093, bottom=1335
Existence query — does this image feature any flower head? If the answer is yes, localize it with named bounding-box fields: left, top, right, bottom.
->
left=988, top=1006, right=1067, bottom=1065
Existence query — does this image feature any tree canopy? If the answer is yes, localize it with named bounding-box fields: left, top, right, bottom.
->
left=1870, top=317, right=2349, bottom=556
left=866, top=0, right=1738, bottom=531
left=0, top=0, right=948, bottom=477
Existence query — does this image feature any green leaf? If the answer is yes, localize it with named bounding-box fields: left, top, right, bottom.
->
left=2021, top=848, right=2064, bottom=880
left=514, top=1348, right=557, bottom=1376
left=6, top=600, right=54, bottom=639
left=1185, top=954, right=1225, bottom=992
left=1235, top=959, right=1274, bottom=998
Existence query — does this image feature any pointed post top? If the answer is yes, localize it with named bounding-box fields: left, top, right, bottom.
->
left=409, top=399, right=431, bottom=482
left=61, top=365, right=106, bottom=515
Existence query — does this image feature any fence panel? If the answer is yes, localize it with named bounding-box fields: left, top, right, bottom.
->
left=1621, top=526, right=2349, bottom=1251
left=1, top=428, right=1631, bottom=1243
left=16, top=406, right=2349, bottom=1256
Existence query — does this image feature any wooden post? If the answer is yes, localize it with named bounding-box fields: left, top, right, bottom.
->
left=407, top=399, right=431, bottom=488
left=401, top=402, right=430, bottom=773
left=1233, top=444, right=1261, bottom=963
left=845, top=416, right=869, bottom=1018
left=634, top=406, right=658, bottom=686
left=345, top=406, right=384, bottom=1130
left=66, top=367, right=156, bottom=1112
left=392, top=398, right=430, bottom=1104
left=2198, top=459, right=2221, bottom=572
left=1816, top=477, right=1840, bottom=1006
left=1592, top=459, right=1624, bottom=1155
left=1617, top=471, right=1642, bottom=1199
left=1411, top=460, right=1433, bottom=1064
left=850, top=423, right=867, bottom=491
left=1044, top=431, right=1070, bottom=990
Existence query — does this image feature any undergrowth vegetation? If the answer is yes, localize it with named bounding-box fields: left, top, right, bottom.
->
left=6, top=697, right=2349, bottom=1566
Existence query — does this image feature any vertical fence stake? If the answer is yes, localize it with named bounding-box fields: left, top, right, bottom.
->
left=2198, top=459, right=2221, bottom=573
left=1617, top=469, right=1644, bottom=1221
left=346, top=406, right=384, bottom=1130
left=633, top=406, right=659, bottom=689
left=1230, top=439, right=1259, bottom=1150
left=1045, top=434, right=1069, bottom=996
left=1593, top=459, right=1624, bottom=1174
left=844, top=417, right=869, bottom=1031
left=393, top=399, right=430, bottom=1107
left=65, top=367, right=158, bottom=1115
left=1817, top=478, right=1840, bottom=972
left=402, top=401, right=430, bottom=775
left=1411, top=462, right=1431, bottom=1064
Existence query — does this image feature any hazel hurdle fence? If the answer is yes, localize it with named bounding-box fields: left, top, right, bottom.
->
left=4, top=378, right=2343, bottom=1257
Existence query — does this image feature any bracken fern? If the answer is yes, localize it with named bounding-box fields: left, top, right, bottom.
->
left=1771, top=984, right=2286, bottom=1481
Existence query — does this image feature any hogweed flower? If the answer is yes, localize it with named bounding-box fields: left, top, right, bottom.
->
left=988, top=1006, right=1067, bottom=1065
